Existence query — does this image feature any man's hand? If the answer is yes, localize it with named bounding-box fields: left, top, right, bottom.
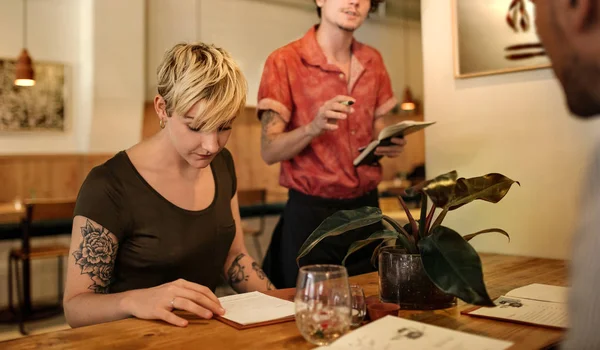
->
left=307, top=95, right=355, bottom=137
left=374, top=137, right=407, bottom=158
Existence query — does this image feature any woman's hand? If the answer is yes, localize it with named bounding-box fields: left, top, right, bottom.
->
left=124, top=278, right=225, bottom=327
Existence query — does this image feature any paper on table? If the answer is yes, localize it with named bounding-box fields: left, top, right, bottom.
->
left=505, top=283, right=567, bottom=304
left=218, top=291, right=295, bottom=326
left=469, top=295, right=568, bottom=329
left=315, top=315, right=513, bottom=350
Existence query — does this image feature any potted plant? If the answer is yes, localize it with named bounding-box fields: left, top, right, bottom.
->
left=296, top=171, right=519, bottom=309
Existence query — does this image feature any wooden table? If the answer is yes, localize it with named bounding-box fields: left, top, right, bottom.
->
left=0, top=201, right=25, bottom=224
left=0, top=198, right=74, bottom=333
left=0, top=254, right=566, bottom=349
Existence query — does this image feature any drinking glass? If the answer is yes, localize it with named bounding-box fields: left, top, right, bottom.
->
left=350, top=284, right=366, bottom=327
left=295, top=265, right=352, bottom=346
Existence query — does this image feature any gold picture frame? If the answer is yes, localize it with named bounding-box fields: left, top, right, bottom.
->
left=0, top=58, right=66, bottom=132
left=452, top=0, right=551, bottom=79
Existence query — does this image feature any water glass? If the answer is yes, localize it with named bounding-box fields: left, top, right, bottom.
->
left=350, top=284, right=366, bottom=327
left=294, top=265, right=352, bottom=346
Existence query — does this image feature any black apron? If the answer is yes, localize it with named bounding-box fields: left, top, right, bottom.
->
left=262, top=189, right=382, bottom=288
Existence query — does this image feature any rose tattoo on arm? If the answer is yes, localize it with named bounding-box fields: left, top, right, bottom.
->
left=72, top=220, right=118, bottom=293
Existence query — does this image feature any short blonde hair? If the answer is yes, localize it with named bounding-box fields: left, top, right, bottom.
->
left=157, top=43, right=247, bottom=131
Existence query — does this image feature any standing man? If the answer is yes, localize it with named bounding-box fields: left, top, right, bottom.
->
left=258, top=0, right=406, bottom=288
left=533, top=0, right=600, bottom=348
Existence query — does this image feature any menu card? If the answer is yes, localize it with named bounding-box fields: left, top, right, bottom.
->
left=463, top=283, right=568, bottom=329
left=316, top=315, right=513, bottom=350
left=214, top=291, right=295, bottom=329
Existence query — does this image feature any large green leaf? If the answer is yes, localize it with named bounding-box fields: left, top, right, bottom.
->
left=418, top=226, right=495, bottom=306
left=463, top=228, right=510, bottom=242
left=406, top=170, right=458, bottom=208
left=448, top=174, right=519, bottom=210
left=430, top=173, right=518, bottom=230
left=296, top=207, right=383, bottom=265
left=342, top=230, right=400, bottom=265
left=406, top=170, right=458, bottom=197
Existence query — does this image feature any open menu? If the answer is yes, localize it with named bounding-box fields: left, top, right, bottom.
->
left=316, top=315, right=513, bottom=350
left=353, top=120, right=435, bottom=167
left=214, top=290, right=296, bottom=330
left=463, top=283, right=568, bottom=329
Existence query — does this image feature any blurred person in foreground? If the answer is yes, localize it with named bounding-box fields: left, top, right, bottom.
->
left=533, top=0, right=600, bottom=348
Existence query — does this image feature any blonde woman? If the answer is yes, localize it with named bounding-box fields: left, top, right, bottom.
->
left=63, top=43, right=274, bottom=328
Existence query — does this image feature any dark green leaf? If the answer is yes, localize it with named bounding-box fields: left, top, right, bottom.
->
left=296, top=207, right=383, bottom=265
left=418, top=226, right=495, bottom=306
left=407, top=171, right=458, bottom=208
left=406, top=170, right=458, bottom=197
left=463, top=228, right=510, bottom=242
left=342, top=230, right=400, bottom=265
left=448, top=174, right=519, bottom=210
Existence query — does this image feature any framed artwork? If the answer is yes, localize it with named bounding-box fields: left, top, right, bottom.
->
left=0, top=59, right=66, bottom=131
left=452, top=0, right=551, bottom=79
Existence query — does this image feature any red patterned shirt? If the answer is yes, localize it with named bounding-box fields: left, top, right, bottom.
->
left=257, top=26, right=397, bottom=199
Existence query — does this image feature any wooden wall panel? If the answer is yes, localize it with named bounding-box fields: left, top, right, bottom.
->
left=0, top=155, right=112, bottom=203
left=142, top=102, right=161, bottom=140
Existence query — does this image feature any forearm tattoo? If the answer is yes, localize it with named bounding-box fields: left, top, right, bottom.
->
left=72, top=220, right=118, bottom=293
left=227, top=253, right=249, bottom=285
left=260, top=110, right=283, bottom=147
left=252, top=262, right=275, bottom=290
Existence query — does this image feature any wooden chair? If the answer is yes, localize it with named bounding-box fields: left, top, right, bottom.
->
left=7, top=198, right=75, bottom=335
left=237, top=189, right=267, bottom=262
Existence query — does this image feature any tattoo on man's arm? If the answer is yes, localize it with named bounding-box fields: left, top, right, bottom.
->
left=72, top=220, right=118, bottom=293
left=227, top=253, right=249, bottom=285
left=260, top=110, right=284, bottom=148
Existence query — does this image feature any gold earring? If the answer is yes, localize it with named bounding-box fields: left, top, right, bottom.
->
left=159, top=119, right=166, bottom=129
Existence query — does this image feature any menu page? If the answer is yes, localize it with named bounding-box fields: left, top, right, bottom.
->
left=316, top=315, right=513, bottom=350
left=218, top=291, right=295, bottom=326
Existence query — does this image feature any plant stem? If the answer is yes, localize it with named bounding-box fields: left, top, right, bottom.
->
left=419, top=194, right=427, bottom=239
left=397, top=195, right=418, bottom=241
left=382, top=215, right=411, bottom=240
left=431, top=207, right=448, bottom=230
left=424, top=203, right=436, bottom=235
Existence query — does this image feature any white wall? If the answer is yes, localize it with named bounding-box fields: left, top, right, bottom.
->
left=89, top=0, right=145, bottom=152
left=146, top=0, right=423, bottom=106
left=0, top=0, right=145, bottom=154
left=146, top=0, right=199, bottom=100
left=421, top=0, right=600, bottom=259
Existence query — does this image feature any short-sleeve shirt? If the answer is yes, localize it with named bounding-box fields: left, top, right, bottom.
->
left=73, top=149, right=237, bottom=293
left=257, top=25, right=397, bottom=199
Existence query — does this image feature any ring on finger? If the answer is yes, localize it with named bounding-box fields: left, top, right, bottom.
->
left=170, top=297, right=176, bottom=310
